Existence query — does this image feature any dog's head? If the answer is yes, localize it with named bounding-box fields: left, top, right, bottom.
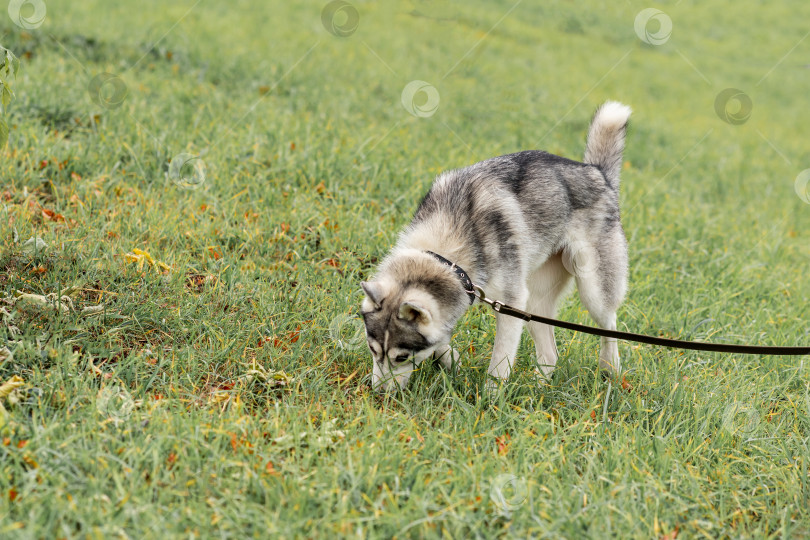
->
left=360, top=252, right=468, bottom=391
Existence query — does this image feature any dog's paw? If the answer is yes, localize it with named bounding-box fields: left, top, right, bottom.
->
left=435, top=346, right=460, bottom=373
left=484, top=377, right=507, bottom=394
left=533, top=369, right=553, bottom=387
left=598, top=356, right=622, bottom=380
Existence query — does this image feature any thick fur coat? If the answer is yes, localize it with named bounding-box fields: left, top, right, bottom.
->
left=361, top=102, right=632, bottom=391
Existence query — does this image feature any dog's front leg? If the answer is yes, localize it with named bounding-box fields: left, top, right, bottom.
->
left=433, top=344, right=459, bottom=373
left=487, top=293, right=527, bottom=384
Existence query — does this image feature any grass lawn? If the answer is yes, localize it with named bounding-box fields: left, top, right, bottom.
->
left=1, top=0, right=810, bottom=537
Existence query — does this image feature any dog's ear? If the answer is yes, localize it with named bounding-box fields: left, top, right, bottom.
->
left=398, top=301, right=432, bottom=324
left=361, top=281, right=384, bottom=309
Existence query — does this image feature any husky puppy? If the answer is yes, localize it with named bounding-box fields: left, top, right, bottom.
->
left=361, top=102, right=631, bottom=391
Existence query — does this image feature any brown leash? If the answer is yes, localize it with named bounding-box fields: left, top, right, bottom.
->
left=472, top=285, right=810, bottom=356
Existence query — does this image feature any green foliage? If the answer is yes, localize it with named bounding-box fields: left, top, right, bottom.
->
left=0, top=0, right=809, bottom=538
left=0, top=45, right=20, bottom=147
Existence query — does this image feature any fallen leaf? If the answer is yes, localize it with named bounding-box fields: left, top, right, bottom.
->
left=41, top=208, right=65, bottom=222
left=124, top=248, right=171, bottom=273
left=186, top=274, right=217, bottom=292
left=495, top=434, right=510, bottom=456
left=660, top=525, right=679, bottom=540
left=288, top=326, right=301, bottom=344
left=0, top=376, right=25, bottom=400
left=22, top=237, right=47, bottom=254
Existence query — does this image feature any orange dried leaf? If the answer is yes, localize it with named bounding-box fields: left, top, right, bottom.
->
left=495, top=434, right=510, bottom=456
left=659, top=525, right=679, bottom=540
left=41, top=208, right=65, bottom=222
left=288, top=326, right=301, bottom=344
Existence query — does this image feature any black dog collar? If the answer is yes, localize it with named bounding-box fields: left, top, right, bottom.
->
left=425, top=251, right=476, bottom=305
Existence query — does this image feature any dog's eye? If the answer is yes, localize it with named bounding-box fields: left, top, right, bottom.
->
left=394, top=353, right=411, bottom=363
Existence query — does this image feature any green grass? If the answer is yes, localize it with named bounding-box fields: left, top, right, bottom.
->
left=1, top=0, right=809, bottom=537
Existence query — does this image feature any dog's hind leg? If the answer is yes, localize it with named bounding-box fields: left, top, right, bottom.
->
left=566, top=231, right=628, bottom=376
left=526, top=253, right=573, bottom=381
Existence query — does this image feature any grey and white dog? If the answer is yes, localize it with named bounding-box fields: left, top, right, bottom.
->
left=361, top=101, right=631, bottom=391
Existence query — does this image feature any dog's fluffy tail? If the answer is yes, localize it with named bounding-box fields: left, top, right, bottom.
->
left=584, top=101, right=631, bottom=188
